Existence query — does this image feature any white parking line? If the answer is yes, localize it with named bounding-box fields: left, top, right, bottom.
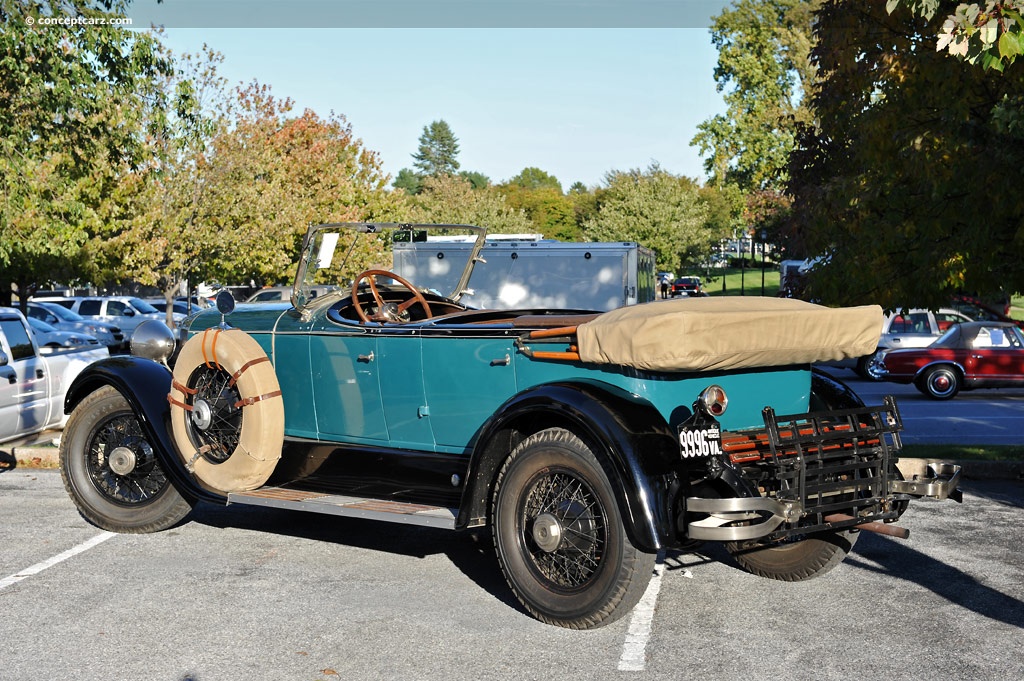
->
left=618, top=551, right=666, bottom=672
left=0, top=532, right=116, bottom=591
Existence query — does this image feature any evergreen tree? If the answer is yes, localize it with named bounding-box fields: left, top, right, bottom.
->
left=412, top=120, right=460, bottom=176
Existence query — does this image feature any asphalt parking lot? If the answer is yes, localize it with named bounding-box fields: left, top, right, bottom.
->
left=1, top=470, right=1021, bottom=680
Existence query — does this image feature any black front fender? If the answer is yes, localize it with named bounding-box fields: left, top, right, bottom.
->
left=459, top=381, right=683, bottom=552
left=64, top=356, right=223, bottom=504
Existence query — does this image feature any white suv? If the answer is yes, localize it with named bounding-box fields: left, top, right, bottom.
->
left=35, top=296, right=169, bottom=334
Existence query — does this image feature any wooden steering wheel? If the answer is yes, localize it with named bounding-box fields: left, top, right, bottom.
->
left=351, top=269, right=434, bottom=323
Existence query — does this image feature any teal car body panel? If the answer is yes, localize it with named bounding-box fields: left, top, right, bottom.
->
left=186, top=304, right=811, bottom=455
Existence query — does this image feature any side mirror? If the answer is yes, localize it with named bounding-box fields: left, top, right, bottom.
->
left=123, top=309, right=136, bottom=317
left=216, top=290, right=236, bottom=315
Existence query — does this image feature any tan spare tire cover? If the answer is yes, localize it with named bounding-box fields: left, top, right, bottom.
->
left=167, top=328, right=284, bottom=495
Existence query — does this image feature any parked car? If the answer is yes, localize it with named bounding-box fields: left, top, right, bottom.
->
left=670, top=276, right=703, bottom=297
left=872, top=320, right=1024, bottom=399
left=58, top=222, right=961, bottom=629
left=244, top=285, right=337, bottom=303
left=26, top=317, right=100, bottom=353
left=34, top=296, right=170, bottom=334
left=144, top=298, right=197, bottom=319
left=0, top=307, right=107, bottom=444
left=25, top=301, right=125, bottom=351
left=832, top=307, right=973, bottom=379
left=950, top=294, right=1023, bottom=328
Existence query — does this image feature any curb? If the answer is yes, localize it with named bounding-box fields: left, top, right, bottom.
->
left=3, top=445, right=1022, bottom=481
left=6, top=444, right=60, bottom=470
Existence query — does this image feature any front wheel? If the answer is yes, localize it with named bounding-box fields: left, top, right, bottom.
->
left=726, top=530, right=859, bottom=581
left=491, top=428, right=655, bottom=629
left=60, top=386, right=192, bottom=533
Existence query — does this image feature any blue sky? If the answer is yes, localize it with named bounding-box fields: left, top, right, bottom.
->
left=136, top=3, right=728, bottom=189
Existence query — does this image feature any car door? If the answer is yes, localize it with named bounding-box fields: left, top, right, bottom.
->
left=421, top=335, right=517, bottom=450
left=884, top=311, right=936, bottom=349
left=0, top=316, right=51, bottom=440
left=963, top=325, right=1024, bottom=383
left=307, top=327, right=388, bottom=444
left=376, top=334, right=435, bottom=450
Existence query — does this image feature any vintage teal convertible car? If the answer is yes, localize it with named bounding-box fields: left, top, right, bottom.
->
left=59, top=223, right=961, bottom=629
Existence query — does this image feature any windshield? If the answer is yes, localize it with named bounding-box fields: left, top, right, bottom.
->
left=40, top=302, right=82, bottom=321
left=294, top=223, right=486, bottom=313
left=129, top=297, right=160, bottom=314
left=28, top=317, right=57, bottom=333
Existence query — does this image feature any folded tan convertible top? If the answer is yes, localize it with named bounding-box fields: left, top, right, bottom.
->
left=575, top=297, right=883, bottom=372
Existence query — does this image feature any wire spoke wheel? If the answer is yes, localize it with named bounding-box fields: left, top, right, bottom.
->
left=521, top=470, right=606, bottom=591
left=61, top=386, right=192, bottom=533
left=492, top=428, right=654, bottom=629
left=184, top=366, right=242, bottom=464
left=86, top=411, right=168, bottom=505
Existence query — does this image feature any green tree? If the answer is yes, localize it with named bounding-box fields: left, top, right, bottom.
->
left=404, top=174, right=533, bottom=234
left=99, top=45, right=232, bottom=326
left=458, top=170, right=491, bottom=189
left=697, top=183, right=746, bottom=258
left=0, top=0, right=169, bottom=307
left=582, top=165, right=709, bottom=274
left=691, top=0, right=821, bottom=191
left=393, top=167, right=423, bottom=195
left=789, top=0, right=1024, bottom=308
left=506, top=167, right=563, bottom=192
left=496, top=168, right=579, bottom=241
left=412, top=119, right=460, bottom=177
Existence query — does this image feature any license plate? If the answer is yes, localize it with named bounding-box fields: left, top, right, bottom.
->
left=678, top=424, right=722, bottom=458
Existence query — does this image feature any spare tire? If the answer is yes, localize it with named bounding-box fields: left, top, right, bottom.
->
left=167, top=328, right=283, bottom=495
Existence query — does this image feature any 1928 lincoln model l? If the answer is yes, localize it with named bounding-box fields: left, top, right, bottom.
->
left=59, top=223, right=961, bottom=629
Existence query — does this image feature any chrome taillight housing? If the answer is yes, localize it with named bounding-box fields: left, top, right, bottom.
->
left=697, top=384, right=728, bottom=417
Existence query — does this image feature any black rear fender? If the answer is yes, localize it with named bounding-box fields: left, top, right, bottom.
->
left=460, top=381, right=682, bottom=552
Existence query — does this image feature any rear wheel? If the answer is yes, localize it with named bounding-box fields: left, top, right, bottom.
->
left=60, top=386, right=192, bottom=533
left=726, top=531, right=859, bottom=581
left=492, top=428, right=655, bottom=629
left=917, top=365, right=961, bottom=400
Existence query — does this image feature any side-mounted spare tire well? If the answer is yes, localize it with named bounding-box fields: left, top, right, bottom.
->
left=167, top=328, right=285, bottom=496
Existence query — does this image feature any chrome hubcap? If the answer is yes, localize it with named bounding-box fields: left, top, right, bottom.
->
left=532, top=513, right=563, bottom=553
left=191, top=399, right=213, bottom=430
left=108, top=446, right=137, bottom=476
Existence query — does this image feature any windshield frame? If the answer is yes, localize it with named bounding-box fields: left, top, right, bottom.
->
left=292, top=222, right=488, bottom=317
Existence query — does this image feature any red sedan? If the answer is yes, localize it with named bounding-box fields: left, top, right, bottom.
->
left=874, top=321, right=1024, bottom=399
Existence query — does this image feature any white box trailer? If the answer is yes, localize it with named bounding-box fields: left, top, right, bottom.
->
left=393, top=237, right=656, bottom=311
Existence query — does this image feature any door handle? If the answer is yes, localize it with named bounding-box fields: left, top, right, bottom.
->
left=490, top=354, right=511, bottom=366
left=357, top=352, right=375, bottom=363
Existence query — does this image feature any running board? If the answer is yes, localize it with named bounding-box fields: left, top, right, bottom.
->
left=227, top=487, right=458, bottom=530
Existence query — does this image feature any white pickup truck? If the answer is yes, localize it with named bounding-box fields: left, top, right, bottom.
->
left=0, top=306, right=108, bottom=444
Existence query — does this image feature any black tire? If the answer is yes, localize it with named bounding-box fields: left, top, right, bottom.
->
left=491, top=428, right=656, bottom=629
left=726, top=530, right=859, bottom=581
left=917, top=365, right=961, bottom=400
left=60, top=386, right=192, bottom=533
left=856, top=352, right=884, bottom=381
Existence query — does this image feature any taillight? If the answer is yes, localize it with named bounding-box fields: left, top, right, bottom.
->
left=698, top=384, right=728, bottom=417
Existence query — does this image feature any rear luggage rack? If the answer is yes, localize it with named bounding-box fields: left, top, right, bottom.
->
left=761, top=395, right=903, bottom=523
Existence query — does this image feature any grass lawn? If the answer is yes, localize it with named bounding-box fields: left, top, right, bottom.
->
left=694, top=264, right=781, bottom=298
left=1011, top=293, right=1024, bottom=321
left=901, top=444, right=1024, bottom=462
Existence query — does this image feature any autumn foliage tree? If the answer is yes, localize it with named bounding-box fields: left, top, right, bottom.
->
left=0, top=0, right=169, bottom=308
